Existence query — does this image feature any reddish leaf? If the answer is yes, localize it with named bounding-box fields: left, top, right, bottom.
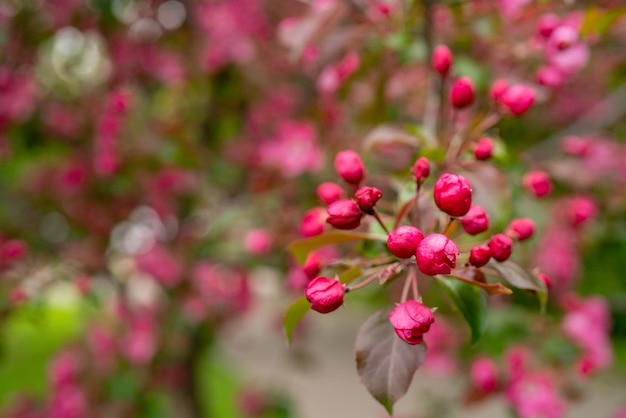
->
left=487, top=260, right=547, bottom=310
left=355, top=309, right=427, bottom=415
left=363, top=125, right=421, bottom=171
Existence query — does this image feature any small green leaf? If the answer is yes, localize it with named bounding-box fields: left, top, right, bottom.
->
left=289, top=231, right=386, bottom=264
left=283, top=297, right=310, bottom=345
left=437, top=277, right=487, bottom=344
left=338, top=267, right=363, bottom=285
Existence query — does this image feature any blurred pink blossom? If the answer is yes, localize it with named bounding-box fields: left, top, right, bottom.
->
left=562, top=294, right=614, bottom=375
left=259, top=121, right=322, bottom=178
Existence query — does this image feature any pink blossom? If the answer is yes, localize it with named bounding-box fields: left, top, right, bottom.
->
left=546, top=26, right=589, bottom=76
left=192, top=262, right=250, bottom=314
left=498, top=0, right=532, bottom=20
left=470, top=357, right=498, bottom=392
left=47, top=386, right=87, bottom=418
left=243, top=229, right=273, bottom=256
left=506, top=373, right=565, bottom=418
left=259, top=121, right=322, bottom=178
left=48, top=351, right=79, bottom=389
left=562, top=295, right=613, bottom=374
left=0, top=68, right=39, bottom=127
left=135, top=245, right=182, bottom=288
left=121, top=315, right=157, bottom=365
left=535, top=225, right=580, bottom=288
left=422, top=319, right=459, bottom=376
left=317, top=51, right=360, bottom=94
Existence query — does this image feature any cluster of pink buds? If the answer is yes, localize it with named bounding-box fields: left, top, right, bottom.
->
left=296, top=144, right=544, bottom=344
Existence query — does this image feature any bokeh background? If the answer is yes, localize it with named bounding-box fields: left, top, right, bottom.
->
left=1, top=0, right=626, bottom=417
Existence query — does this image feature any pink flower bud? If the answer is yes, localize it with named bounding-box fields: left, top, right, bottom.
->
left=305, top=276, right=344, bottom=313
left=450, top=77, right=475, bottom=109
left=433, top=173, right=473, bottom=217
left=490, top=79, right=509, bottom=104
left=334, top=150, right=364, bottom=185
left=412, top=157, right=430, bottom=185
left=354, top=186, right=382, bottom=214
left=561, top=136, right=592, bottom=157
left=538, top=272, right=552, bottom=290
left=389, top=300, right=435, bottom=345
left=387, top=226, right=424, bottom=259
left=303, top=252, right=322, bottom=279
left=243, top=229, right=273, bottom=255
left=522, top=170, right=552, bottom=198
left=536, top=13, right=560, bottom=39
left=461, top=206, right=489, bottom=235
left=537, top=66, right=565, bottom=89
left=469, top=245, right=492, bottom=268
left=300, top=208, right=326, bottom=237
left=488, top=234, right=513, bottom=262
left=432, top=45, right=453, bottom=77
left=416, top=234, right=459, bottom=276
left=470, top=357, right=498, bottom=392
left=501, top=85, right=535, bottom=116
left=566, top=196, right=596, bottom=228
left=326, top=199, right=363, bottom=230
left=506, top=218, right=535, bottom=241
left=474, top=137, right=494, bottom=160
left=316, top=182, right=344, bottom=205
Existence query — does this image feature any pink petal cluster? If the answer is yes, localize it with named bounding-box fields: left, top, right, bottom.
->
left=259, top=121, right=322, bottom=178
left=317, top=51, right=360, bottom=94
left=562, top=295, right=614, bottom=375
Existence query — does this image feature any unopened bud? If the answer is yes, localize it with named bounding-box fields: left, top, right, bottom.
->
left=450, top=77, right=475, bottom=109
left=317, top=182, right=344, bottom=205
left=387, top=226, right=424, bottom=259
left=354, top=186, right=382, bottom=214
left=334, top=150, right=364, bottom=185
left=432, top=45, right=453, bottom=77
left=522, top=170, right=552, bottom=198
left=416, top=234, right=459, bottom=276
left=434, top=173, right=473, bottom=217
left=474, top=137, right=494, bottom=161
left=305, top=277, right=344, bottom=313
left=469, top=245, right=492, bottom=267
left=506, top=218, right=535, bottom=241
left=461, top=206, right=489, bottom=235
left=487, top=234, right=513, bottom=262
left=326, top=199, right=363, bottom=230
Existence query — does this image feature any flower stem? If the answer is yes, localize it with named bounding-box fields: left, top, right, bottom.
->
left=345, top=273, right=378, bottom=292
left=372, top=209, right=390, bottom=234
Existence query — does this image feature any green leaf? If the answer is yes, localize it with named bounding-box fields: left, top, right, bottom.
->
left=282, top=297, right=309, bottom=345
left=437, top=277, right=487, bottom=344
left=338, top=267, right=363, bottom=285
left=487, top=260, right=547, bottom=312
left=355, top=310, right=427, bottom=415
left=289, top=231, right=386, bottom=264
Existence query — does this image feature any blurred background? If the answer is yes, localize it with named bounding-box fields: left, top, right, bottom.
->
left=0, top=0, right=626, bottom=417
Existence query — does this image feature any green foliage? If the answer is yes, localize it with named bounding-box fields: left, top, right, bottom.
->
left=437, top=277, right=487, bottom=344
